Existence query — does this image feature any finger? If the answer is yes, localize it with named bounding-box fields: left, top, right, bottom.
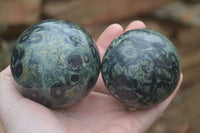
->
left=96, top=23, right=123, bottom=60
left=131, top=73, right=183, bottom=132
left=125, top=20, right=146, bottom=32
left=93, top=24, right=123, bottom=94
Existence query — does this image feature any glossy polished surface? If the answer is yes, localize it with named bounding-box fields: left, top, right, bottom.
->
left=102, top=29, right=181, bottom=109
left=10, top=19, right=100, bottom=108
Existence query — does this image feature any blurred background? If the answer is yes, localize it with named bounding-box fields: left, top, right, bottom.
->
left=0, top=0, right=200, bottom=132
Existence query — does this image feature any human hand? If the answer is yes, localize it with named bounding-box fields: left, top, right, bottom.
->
left=0, top=21, right=183, bottom=133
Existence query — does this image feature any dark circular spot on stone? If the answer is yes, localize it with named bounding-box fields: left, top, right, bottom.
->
left=15, top=63, right=23, bottom=78
left=71, top=74, right=79, bottom=82
left=69, top=54, right=83, bottom=70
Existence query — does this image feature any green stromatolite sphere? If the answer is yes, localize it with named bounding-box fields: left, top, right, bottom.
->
left=102, top=29, right=181, bottom=110
left=10, top=19, right=100, bottom=108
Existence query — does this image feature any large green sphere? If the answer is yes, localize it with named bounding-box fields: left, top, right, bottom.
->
left=10, top=19, right=100, bottom=108
left=102, top=29, right=181, bottom=110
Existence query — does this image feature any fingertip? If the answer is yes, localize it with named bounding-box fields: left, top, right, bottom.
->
left=125, top=20, right=146, bottom=32
left=109, top=23, right=124, bottom=30
left=96, top=23, right=123, bottom=49
left=107, top=23, right=124, bottom=33
left=96, top=23, right=123, bottom=60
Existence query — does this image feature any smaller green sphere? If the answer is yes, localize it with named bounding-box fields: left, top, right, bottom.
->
left=10, top=19, right=100, bottom=108
left=102, top=29, right=181, bottom=110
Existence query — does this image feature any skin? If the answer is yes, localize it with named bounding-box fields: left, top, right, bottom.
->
left=0, top=21, right=183, bottom=133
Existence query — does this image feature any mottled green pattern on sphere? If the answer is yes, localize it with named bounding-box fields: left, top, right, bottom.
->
left=102, top=29, right=181, bottom=109
left=10, top=19, right=100, bottom=108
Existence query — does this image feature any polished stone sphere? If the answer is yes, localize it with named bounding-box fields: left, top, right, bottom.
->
left=10, top=19, right=100, bottom=108
left=102, top=29, right=181, bottom=110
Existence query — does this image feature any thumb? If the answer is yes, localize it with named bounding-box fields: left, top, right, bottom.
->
left=0, top=66, right=22, bottom=119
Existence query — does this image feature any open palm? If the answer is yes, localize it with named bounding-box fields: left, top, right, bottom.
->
left=0, top=21, right=183, bottom=133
